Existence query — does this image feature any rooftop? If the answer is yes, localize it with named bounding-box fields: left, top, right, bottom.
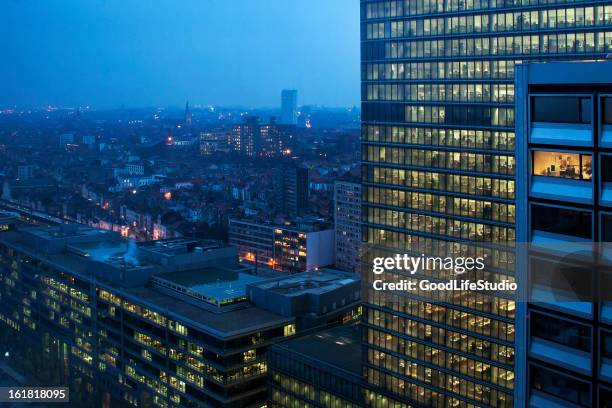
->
left=0, top=228, right=291, bottom=339
left=249, top=268, right=358, bottom=297
left=0, top=211, right=19, bottom=224
left=138, top=237, right=223, bottom=256
left=152, top=266, right=269, bottom=306
left=69, top=240, right=145, bottom=269
left=124, top=285, right=291, bottom=339
left=25, top=223, right=114, bottom=240
left=230, top=216, right=333, bottom=233
left=272, top=324, right=362, bottom=375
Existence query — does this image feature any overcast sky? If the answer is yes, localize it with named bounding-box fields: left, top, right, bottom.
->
left=0, top=0, right=360, bottom=109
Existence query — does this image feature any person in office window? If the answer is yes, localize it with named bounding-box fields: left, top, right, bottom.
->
left=583, top=161, right=592, bottom=179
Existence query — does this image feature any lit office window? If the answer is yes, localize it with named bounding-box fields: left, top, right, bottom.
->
left=532, top=151, right=592, bottom=180
left=532, top=96, right=591, bottom=124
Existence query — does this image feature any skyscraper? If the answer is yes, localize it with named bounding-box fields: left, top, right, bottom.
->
left=184, top=100, right=192, bottom=126
left=361, top=1, right=612, bottom=406
left=281, top=89, right=298, bottom=125
left=515, top=60, right=612, bottom=408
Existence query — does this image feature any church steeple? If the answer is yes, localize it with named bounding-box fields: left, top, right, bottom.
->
left=185, top=100, right=192, bottom=126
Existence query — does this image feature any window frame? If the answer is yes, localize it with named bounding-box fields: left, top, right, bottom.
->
left=530, top=148, right=593, bottom=181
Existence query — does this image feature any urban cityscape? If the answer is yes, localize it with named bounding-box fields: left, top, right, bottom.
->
left=0, top=1, right=612, bottom=407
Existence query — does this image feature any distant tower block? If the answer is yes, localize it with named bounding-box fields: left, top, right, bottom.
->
left=185, top=100, right=192, bottom=126
left=281, top=90, right=298, bottom=125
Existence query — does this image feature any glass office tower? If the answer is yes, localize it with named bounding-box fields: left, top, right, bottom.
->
left=360, top=1, right=612, bottom=406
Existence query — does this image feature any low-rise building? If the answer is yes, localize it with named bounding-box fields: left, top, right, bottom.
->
left=229, top=218, right=334, bottom=272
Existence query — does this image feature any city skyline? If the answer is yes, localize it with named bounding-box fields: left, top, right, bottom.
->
left=0, top=0, right=360, bottom=109
left=1, top=1, right=612, bottom=407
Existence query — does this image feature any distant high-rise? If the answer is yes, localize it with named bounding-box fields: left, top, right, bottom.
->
left=281, top=90, right=298, bottom=125
left=184, top=100, right=192, bottom=126
left=231, top=116, right=284, bottom=157
left=334, top=180, right=361, bottom=273
left=260, top=117, right=283, bottom=157
left=231, top=116, right=261, bottom=156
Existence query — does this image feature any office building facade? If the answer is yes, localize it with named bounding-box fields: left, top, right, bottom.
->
left=515, top=60, right=612, bottom=408
left=361, top=1, right=612, bottom=406
left=334, top=180, right=362, bottom=272
left=229, top=218, right=334, bottom=273
left=268, top=324, right=365, bottom=408
left=0, top=226, right=288, bottom=407
left=0, top=222, right=361, bottom=408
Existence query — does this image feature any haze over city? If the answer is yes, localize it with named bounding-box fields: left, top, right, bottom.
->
left=1, top=1, right=612, bottom=407
left=0, top=0, right=360, bottom=108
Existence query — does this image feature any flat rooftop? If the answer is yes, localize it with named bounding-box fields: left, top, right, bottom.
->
left=249, top=268, right=359, bottom=296
left=153, top=267, right=268, bottom=304
left=231, top=217, right=332, bottom=233
left=0, top=229, right=291, bottom=339
left=0, top=211, right=19, bottom=223
left=125, top=285, right=291, bottom=339
left=272, top=324, right=362, bottom=375
left=69, top=240, right=146, bottom=269
left=138, top=238, right=224, bottom=256
left=25, top=224, right=114, bottom=240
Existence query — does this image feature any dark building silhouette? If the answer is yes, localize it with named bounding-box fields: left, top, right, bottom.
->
left=275, top=165, right=309, bottom=217
left=185, top=100, right=192, bottom=126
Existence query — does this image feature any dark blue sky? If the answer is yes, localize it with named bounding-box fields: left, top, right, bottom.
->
left=0, top=1, right=360, bottom=109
